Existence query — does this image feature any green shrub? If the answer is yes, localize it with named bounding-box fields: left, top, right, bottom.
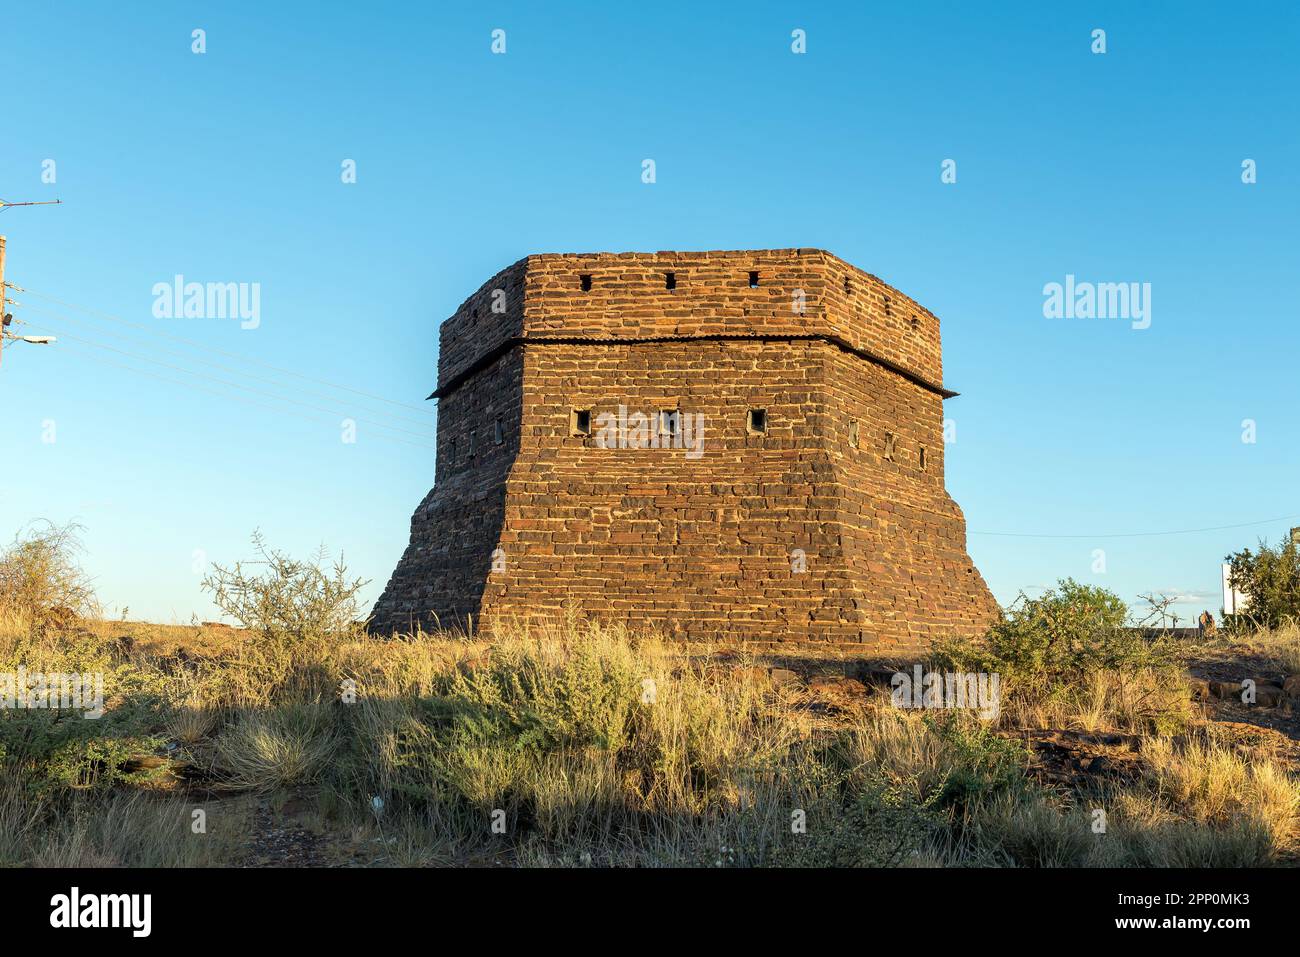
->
left=369, top=635, right=645, bottom=812
left=924, top=713, right=1027, bottom=816
left=442, top=640, right=642, bottom=753
left=1225, top=537, right=1300, bottom=629
left=342, top=625, right=804, bottom=846
left=938, top=578, right=1178, bottom=694
left=0, top=706, right=168, bottom=795
left=0, top=630, right=172, bottom=795
left=839, top=709, right=1030, bottom=828
left=771, top=775, right=941, bottom=868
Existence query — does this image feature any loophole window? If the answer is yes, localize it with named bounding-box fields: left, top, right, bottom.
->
left=658, top=409, right=680, bottom=436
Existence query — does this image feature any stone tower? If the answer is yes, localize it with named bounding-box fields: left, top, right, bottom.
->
left=370, top=249, right=998, bottom=652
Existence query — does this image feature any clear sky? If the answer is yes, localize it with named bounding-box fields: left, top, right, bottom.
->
left=1, top=1, right=1296, bottom=625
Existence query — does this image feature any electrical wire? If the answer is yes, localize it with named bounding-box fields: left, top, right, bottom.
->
left=19, top=303, right=438, bottom=432
left=14, top=289, right=1294, bottom=540
left=969, top=514, right=1300, bottom=540
left=18, top=318, right=440, bottom=445
left=18, top=285, right=435, bottom=416
left=46, top=339, right=439, bottom=452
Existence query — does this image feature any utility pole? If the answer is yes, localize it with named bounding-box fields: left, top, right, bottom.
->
left=1, top=238, right=57, bottom=368
left=1, top=234, right=8, bottom=368
left=0, top=195, right=65, bottom=369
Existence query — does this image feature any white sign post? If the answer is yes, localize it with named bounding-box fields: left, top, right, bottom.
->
left=1221, top=563, right=1249, bottom=616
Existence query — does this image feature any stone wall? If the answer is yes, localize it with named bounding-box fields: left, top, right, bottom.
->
left=370, top=249, right=997, bottom=651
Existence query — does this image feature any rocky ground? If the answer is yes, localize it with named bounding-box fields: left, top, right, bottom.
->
left=721, top=635, right=1300, bottom=790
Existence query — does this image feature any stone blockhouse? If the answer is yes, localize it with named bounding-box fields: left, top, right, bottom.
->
left=370, top=249, right=998, bottom=652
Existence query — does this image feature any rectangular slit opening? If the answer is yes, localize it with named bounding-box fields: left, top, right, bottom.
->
left=580, top=274, right=592, bottom=292
left=748, top=271, right=760, bottom=288
left=747, top=408, right=767, bottom=435
left=571, top=409, right=592, bottom=436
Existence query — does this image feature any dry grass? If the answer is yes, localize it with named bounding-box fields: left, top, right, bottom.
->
left=998, top=668, right=1193, bottom=734
left=212, top=706, right=340, bottom=792
left=0, top=782, right=245, bottom=867
left=1232, top=621, right=1300, bottom=676
left=4, top=592, right=1299, bottom=867
left=1142, top=727, right=1299, bottom=850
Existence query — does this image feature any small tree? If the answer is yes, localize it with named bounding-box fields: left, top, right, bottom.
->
left=202, top=531, right=368, bottom=645
left=1224, top=537, right=1300, bottom=630
left=980, top=579, right=1131, bottom=681
left=940, top=579, right=1177, bottom=689
left=0, top=521, right=98, bottom=626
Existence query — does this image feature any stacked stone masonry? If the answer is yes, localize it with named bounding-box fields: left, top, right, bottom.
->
left=371, top=249, right=999, bottom=653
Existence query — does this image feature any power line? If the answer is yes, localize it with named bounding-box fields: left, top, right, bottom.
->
left=19, top=285, right=435, bottom=416
left=19, top=318, right=440, bottom=443
left=969, top=514, right=1300, bottom=540
left=20, top=275, right=1291, bottom=540
left=49, top=340, right=439, bottom=452
left=20, top=303, right=438, bottom=432
left=3, top=234, right=441, bottom=450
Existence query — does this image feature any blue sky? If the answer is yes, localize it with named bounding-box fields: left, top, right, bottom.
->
left=1, top=1, right=1296, bottom=624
